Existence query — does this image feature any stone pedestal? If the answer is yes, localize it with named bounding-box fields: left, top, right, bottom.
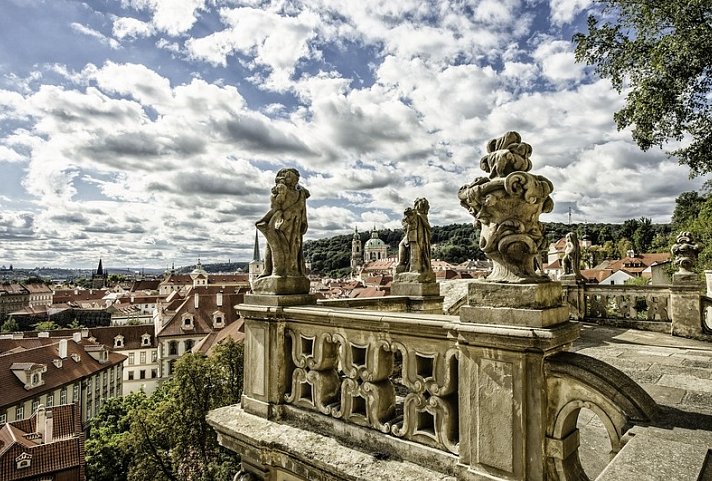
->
left=670, top=284, right=704, bottom=339
left=390, top=281, right=440, bottom=297
left=243, top=293, right=316, bottom=307
left=560, top=278, right=585, bottom=321
left=705, top=270, right=712, bottom=297
left=251, top=275, right=310, bottom=296
left=460, top=281, right=569, bottom=328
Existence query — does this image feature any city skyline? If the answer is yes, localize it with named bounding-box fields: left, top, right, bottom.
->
left=0, top=0, right=708, bottom=268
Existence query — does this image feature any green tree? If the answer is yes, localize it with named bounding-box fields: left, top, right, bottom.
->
left=124, top=341, right=245, bottom=481
left=574, top=1, right=712, bottom=176
left=1, top=318, right=19, bottom=332
left=86, top=392, right=152, bottom=481
left=672, top=191, right=707, bottom=230
left=616, top=238, right=634, bottom=259
left=632, top=217, right=655, bottom=253
left=33, top=320, right=59, bottom=331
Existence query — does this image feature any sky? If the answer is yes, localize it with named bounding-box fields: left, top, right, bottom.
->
left=0, top=0, right=708, bottom=269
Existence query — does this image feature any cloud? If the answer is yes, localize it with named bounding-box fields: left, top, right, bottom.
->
left=549, top=0, right=593, bottom=27
left=70, top=23, right=120, bottom=50
left=112, top=17, right=156, bottom=39
left=122, top=0, right=206, bottom=36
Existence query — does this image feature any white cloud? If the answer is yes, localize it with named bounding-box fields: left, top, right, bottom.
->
left=122, top=0, right=206, bottom=36
left=112, top=17, right=156, bottom=39
left=70, top=23, right=120, bottom=50
left=549, top=0, right=593, bottom=27
left=531, top=38, right=586, bottom=84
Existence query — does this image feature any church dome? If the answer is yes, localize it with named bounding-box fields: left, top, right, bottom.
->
left=364, top=231, right=385, bottom=248
left=190, top=260, right=208, bottom=279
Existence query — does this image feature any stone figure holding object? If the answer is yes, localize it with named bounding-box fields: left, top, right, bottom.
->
left=395, top=197, right=435, bottom=283
left=252, top=168, right=310, bottom=295
left=561, top=231, right=582, bottom=280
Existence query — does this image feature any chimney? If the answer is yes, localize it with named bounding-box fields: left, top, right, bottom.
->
left=58, top=339, right=68, bottom=359
left=216, top=291, right=223, bottom=307
left=194, top=293, right=200, bottom=309
left=81, top=328, right=89, bottom=338
left=74, top=288, right=78, bottom=295
left=38, top=331, right=49, bottom=338
left=130, top=295, right=135, bottom=303
left=73, top=332, right=81, bottom=342
left=36, top=405, right=46, bottom=439
left=44, top=409, right=53, bottom=443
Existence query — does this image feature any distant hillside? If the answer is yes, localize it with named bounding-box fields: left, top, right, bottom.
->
left=304, top=219, right=673, bottom=278
left=175, top=262, right=249, bottom=274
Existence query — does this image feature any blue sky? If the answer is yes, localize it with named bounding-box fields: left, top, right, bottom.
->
left=0, top=0, right=707, bottom=268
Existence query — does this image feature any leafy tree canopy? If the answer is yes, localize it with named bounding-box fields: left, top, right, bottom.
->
left=574, top=1, right=712, bottom=176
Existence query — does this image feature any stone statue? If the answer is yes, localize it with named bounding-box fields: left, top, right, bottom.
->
left=671, top=231, right=701, bottom=283
left=561, top=232, right=582, bottom=279
left=396, top=198, right=434, bottom=281
left=458, top=131, right=553, bottom=283
left=252, top=168, right=310, bottom=295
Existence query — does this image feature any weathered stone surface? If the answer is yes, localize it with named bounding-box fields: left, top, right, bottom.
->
left=560, top=231, right=584, bottom=280
left=390, top=281, right=440, bottom=297
left=458, top=131, right=553, bottom=283
left=597, top=426, right=712, bottom=481
left=243, top=292, right=316, bottom=307
left=394, top=197, right=435, bottom=279
left=468, top=281, right=563, bottom=309
left=253, top=168, right=311, bottom=295
left=460, top=304, right=569, bottom=327
left=477, top=358, right=514, bottom=472
left=671, top=231, right=701, bottom=283
left=207, top=405, right=454, bottom=481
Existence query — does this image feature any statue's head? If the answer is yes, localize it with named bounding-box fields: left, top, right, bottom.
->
left=275, top=168, right=300, bottom=188
left=414, top=197, right=429, bottom=214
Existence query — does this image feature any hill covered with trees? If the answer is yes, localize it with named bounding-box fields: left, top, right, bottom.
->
left=304, top=219, right=674, bottom=278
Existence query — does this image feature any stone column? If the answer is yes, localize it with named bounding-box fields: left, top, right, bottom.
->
left=458, top=281, right=579, bottom=481
left=670, top=282, right=704, bottom=339
left=560, top=278, right=585, bottom=321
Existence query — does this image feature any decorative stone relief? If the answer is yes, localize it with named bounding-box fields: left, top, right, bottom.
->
left=671, top=231, right=701, bottom=282
left=458, top=131, right=554, bottom=283
left=285, top=331, right=339, bottom=414
left=253, top=168, right=311, bottom=295
left=584, top=292, right=669, bottom=322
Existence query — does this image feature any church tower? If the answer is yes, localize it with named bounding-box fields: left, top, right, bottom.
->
left=91, top=258, right=107, bottom=288
left=249, top=230, right=264, bottom=284
left=350, top=228, right=363, bottom=276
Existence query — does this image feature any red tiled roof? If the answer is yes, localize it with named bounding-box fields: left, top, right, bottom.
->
left=157, top=286, right=245, bottom=338
left=0, top=339, right=125, bottom=410
left=51, top=289, right=109, bottom=304
left=193, top=319, right=245, bottom=356
left=0, top=403, right=83, bottom=481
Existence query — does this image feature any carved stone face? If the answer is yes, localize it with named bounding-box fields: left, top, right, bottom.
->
left=276, top=169, right=299, bottom=188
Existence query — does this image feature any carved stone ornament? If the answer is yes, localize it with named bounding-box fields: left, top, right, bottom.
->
left=671, top=231, right=701, bottom=276
left=458, top=131, right=553, bottom=283
left=252, top=168, right=310, bottom=294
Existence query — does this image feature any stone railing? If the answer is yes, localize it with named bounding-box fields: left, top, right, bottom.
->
left=562, top=282, right=711, bottom=339
left=213, top=294, right=660, bottom=481
left=283, top=320, right=459, bottom=454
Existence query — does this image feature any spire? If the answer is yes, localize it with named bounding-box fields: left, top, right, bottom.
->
left=253, top=230, right=261, bottom=261
left=97, top=258, right=103, bottom=276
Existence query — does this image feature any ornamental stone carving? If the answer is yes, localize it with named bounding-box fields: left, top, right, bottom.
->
left=671, top=231, right=701, bottom=283
left=253, top=168, right=310, bottom=295
left=458, top=131, right=553, bottom=283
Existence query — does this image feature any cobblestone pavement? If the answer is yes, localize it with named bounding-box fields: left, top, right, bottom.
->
left=571, top=323, right=712, bottom=479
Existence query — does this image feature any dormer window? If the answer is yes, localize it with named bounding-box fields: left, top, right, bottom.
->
left=212, top=311, right=225, bottom=329
left=16, top=452, right=32, bottom=469
left=114, top=335, right=124, bottom=348
left=52, top=359, right=63, bottom=368
left=71, top=353, right=81, bottom=362
left=31, top=373, right=40, bottom=385
left=11, top=363, right=47, bottom=390
left=141, top=334, right=151, bottom=347
left=181, top=314, right=194, bottom=330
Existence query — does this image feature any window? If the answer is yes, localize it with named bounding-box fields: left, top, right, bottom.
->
left=46, top=393, right=54, bottom=407
left=140, top=370, right=146, bottom=380
left=16, top=405, right=24, bottom=420
left=184, top=339, right=194, bottom=351
left=16, top=453, right=31, bottom=469
left=114, top=336, right=124, bottom=348
left=151, top=368, right=158, bottom=379
left=168, top=360, right=176, bottom=375
left=140, top=352, right=146, bottom=364
left=151, top=350, right=158, bottom=363
left=128, top=353, right=135, bottom=365
left=0, top=412, right=6, bottom=424
left=87, top=400, right=92, bottom=418
left=31, top=373, right=39, bottom=385
left=169, top=341, right=178, bottom=356
left=60, top=387, right=67, bottom=404
left=32, top=400, right=39, bottom=413
left=128, top=370, right=134, bottom=381
left=142, top=335, right=151, bottom=347
left=73, top=384, right=80, bottom=401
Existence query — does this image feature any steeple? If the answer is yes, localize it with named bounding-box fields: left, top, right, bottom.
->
left=96, top=258, right=103, bottom=276
left=253, top=230, right=261, bottom=261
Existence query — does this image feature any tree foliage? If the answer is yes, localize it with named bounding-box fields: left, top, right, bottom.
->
left=1, top=318, right=19, bottom=332
left=86, top=339, right=244, bottom=481
left=671, top=190, right=712, bottom=272
left=574, top=1, right=712, bottom=176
